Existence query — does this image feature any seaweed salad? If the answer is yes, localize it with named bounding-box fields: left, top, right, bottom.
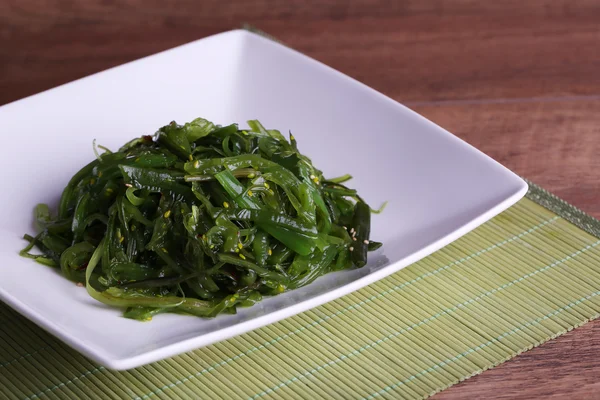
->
left=20, top=118, right=383, bottom=320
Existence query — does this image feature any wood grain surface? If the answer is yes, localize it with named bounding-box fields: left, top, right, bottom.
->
left=2, top=1, right=600, bottom=398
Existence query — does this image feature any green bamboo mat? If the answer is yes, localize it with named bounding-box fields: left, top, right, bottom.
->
left=2, top=183, right=600, bottom=400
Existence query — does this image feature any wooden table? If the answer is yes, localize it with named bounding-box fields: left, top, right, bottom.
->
left=2, top=1, right=600, bottom=398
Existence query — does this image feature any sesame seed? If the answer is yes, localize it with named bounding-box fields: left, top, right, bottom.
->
left=247, top=173, right=256, bottom=179
left=188, top=154, right=193, bottom=161
left=223, top=202, right=230, bottom=208
left=125, top=183, right=133, bottom=188
left=76, top=282, right=84, bottom=287
left=363, top=239, right=369, bottom=244
left=247, top=190, right=253, bottom=197
left=239, top=254, right=246, bottom=260
left=238, top=243, right=243, bottom=250
left=290, top=134, right=295, bottom=141
left=161, top=248, right=168, bottom=253
left=352, top=237, right=357, bottom=241
left=119, top=236, right=124, bottom=243
left=343, top=226, right=347, bottom=230
left=268, top=248, right=273, bottom=256
left=268, top=189, right=275, bottom=195
left=310, top=174, right=316, bottom=180
left=163, top=210, right=171, bottom=218
left=235, top=248, right=240, bottom=253
left=349, top=247, right=354, bottom=251
left=193, top=160, right=200, bottom=169
left=350, top=228, right=355, bottom=234
left=264, top=182, right=270, bottom=189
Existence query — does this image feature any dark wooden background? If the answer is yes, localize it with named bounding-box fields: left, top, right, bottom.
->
left=2, top=1, right=600, bottom=397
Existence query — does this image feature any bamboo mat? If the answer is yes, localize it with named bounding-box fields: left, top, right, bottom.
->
left=2, top=182, right=600, bottom=399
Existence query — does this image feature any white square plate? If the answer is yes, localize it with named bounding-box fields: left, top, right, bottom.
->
left=0, top=29, right=527, bottom=370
